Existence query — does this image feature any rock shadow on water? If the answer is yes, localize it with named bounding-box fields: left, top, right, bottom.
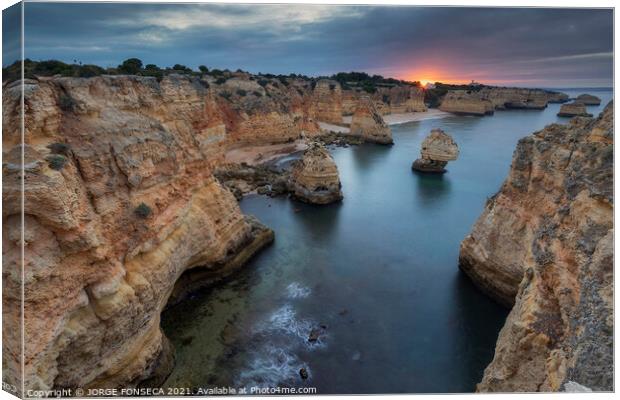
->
left=412, top=170, right=453, bottom=205
left=442, top=271, right=509, bottom=391
left=288, top=197, right=343, bottom=244
left=350, top=142, right=392, bottom=171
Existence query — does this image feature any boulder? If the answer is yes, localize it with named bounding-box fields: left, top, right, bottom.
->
left=289, top=142, right=343, bottom=204
left=557, top=102, right=593, bottom=117
left=411, top=129, right=459, bottom=173
left=349, top=97, right=393, bottom=144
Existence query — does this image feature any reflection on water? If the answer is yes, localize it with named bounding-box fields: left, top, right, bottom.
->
left=162, top=89, right=613, bottom=393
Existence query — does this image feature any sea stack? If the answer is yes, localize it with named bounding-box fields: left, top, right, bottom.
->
left=575, top=93, right=601, bottom=105
left=411, top=129, right=459, bottom=173
left=459, top=103, right=613, bottom=391
left=557, top=101, right=593, bottom=117
left=289, top=142, right=343, bottom=204
left=350, top=97, right=393, bottom=144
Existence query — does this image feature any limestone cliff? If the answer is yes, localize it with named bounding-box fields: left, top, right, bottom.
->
left=459, top=103, right=613, bottom=391
left=289, top=142, right=343, bottom=204
left=439, top=90, right=495, bottom=116
left=311, top=79, right=343, bottom=124
left=350, top=97, right=393, bottom=144
left=439, top=87, right=568, bottom=115
left=342, top=85, right=426, bottom=115
left=2, top=74, right=279, bottom=393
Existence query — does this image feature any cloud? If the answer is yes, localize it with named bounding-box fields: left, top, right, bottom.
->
left=11, top=3, right=613, bottom=87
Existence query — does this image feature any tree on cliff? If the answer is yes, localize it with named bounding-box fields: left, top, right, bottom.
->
left=118, top=58, right=143, bottom=74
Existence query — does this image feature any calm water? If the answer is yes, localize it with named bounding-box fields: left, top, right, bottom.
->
left=162, top=90, right=612, bottom=393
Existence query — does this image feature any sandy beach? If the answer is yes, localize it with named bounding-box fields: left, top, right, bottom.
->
left=342, top=109, right=450, bottom=126
left=225, top=140, right=308, bottom=165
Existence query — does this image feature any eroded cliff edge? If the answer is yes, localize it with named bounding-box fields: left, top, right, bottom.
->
left=1, top=74, right=300, bottom=392
left=459, top=103, right=613, bottom=391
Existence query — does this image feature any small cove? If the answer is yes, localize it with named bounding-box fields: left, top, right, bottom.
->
left=161, top=89, right=613, bottom=393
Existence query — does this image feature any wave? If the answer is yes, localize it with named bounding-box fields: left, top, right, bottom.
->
left=285, top=282, right=312, bottom=299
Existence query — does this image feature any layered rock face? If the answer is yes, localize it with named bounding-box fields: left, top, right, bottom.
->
left=439, top=88, right=568, bottom=116
left=311, top=79, right=343, bottom=124
left=2, top=74, right=279, bottom=393
left=289, top=142, right=343, bottom=204
left=342, top=85, right=426, bottom=115
left=558, top=102, right=593, bottom=118
left=459, top=103, right=613, bottom=391
left=575, top=94, right=601, bottom=106
left=209, top=75, right=320, bottom=147
left=349, top=97, right=393, bottom=144
left=412, top=129, right=459, bottom=173
left=439, top=90, right=495, bottom=116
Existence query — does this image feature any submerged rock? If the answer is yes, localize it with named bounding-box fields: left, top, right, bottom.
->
left=349, top=97, right=393, bottom=144
left=299, top=368, right=309, bottom=380
left=557, top=102, right=593, bottom=117
left=459, top=102, right=613, bottom=391
left=289, top=142, right=343, bottom=204
left=412, top=129, right=459, bottom=173
left=575, top=93, right=601, bottom=105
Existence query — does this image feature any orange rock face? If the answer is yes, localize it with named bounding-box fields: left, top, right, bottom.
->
left=349, top=97, right=393, bottom=144
left=311, top=79, right=343, bottom=124
left=2, top=74, right=281, bottom=392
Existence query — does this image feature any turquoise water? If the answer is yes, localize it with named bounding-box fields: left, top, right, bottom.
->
left=162, top=90, right=612, bottom=393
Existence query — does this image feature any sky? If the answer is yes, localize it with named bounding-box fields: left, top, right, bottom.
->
left=2, top=3, right=614, bottom=87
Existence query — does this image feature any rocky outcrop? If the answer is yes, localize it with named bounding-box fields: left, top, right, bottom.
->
left=439, top=87, right=569, bottom=115
left=478, top=87, right=560, bottom=110
left=459, top=103, right=613, bottom=391
left=2, top=74, right=279, bottom=393
left=311, top=79, right=343, bottom=124
left=412, top=129, right=459, bottom=173
left=349, top=97, right=393, bottom=144
left=575, top=94, right=601, bottom=106
left=439, top=90, right=494, bottom=116
left=558, top=102, right=593, bottom=118
left=289, top=142, right=343, bottom=204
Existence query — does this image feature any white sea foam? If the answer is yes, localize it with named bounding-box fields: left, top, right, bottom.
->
left=235, top=304, right=326, bottom=388
left=236, top=345, right=310, bottom=388
left=285, top=282, right=311, bottom=299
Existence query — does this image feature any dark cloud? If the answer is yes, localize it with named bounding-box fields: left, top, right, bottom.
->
left=4, top=3, right=613, bottom=87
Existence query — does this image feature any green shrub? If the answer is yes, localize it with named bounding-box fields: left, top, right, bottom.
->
left=77, top=64, right=105, bottom=78
left=118, top=58, right=143, bottom=75
left=219, top=91, right=232, bottom=101
left=134, top=203, right=152, bottom=218
left=142, top=64, right=164, bottom=81
left=198, top=65, right=209, bottom=73
left=253, top=91, right=263, bottom=97
left=58, top=94, right=76, bottom=111
left=215, top=77, right=227, bottom=85
left=236, top=89, right=247, bottom=96
left=257, top=79, right=269, bottom=87
left=47, top=154, right=67, bottom=170
left=47, top=142, right=71, bottom=156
